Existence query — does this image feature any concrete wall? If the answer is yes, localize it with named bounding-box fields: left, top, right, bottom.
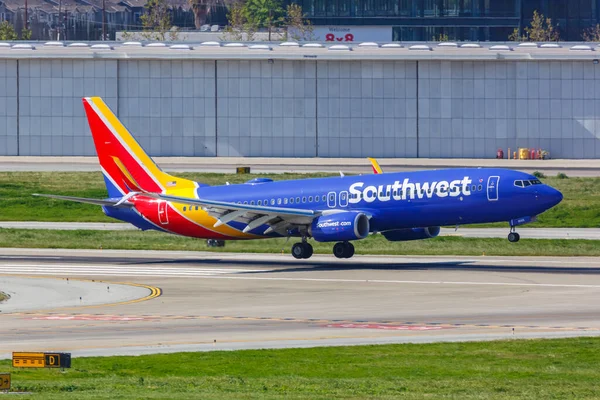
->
left=2, top=58, right=600, bottom=158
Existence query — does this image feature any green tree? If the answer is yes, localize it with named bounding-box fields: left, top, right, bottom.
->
left=582, top=24, right=600, bottom=41
left=0, top=21, right=18, bottom=40
left=243, top=0, right=284, bottom=40
left=21, top=28, right=32, bottom=40
left=285, top=3, right=313, bottom=41
left=140, top=0, right=173, bottom=41
left=509, top=10, right=559, bottom=42
left=223, top=2, right=251, bottom=41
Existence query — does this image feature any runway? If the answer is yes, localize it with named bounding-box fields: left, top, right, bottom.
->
left=2, top=222, right=600, bottom=240
left=1, top=248, right=600, bottom=359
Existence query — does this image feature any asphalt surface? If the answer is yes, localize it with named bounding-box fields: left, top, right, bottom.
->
left=1, top=156, right=600, bottom=176
left=1, top=248, right=600, bottom=359
left=2, top=222, right=599, bottom=240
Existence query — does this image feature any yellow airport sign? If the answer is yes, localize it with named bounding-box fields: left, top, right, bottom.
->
left=0, top=373, right=10, bottom=390
left=12, top=352, right=45, bottom=368
left=12, top=352, right=71, bottom=368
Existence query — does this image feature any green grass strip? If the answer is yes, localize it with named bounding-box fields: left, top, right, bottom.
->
left=1, top=172, right=599, bottom=227
left=1, top=228, right=599, bottom=256
left=2, top=338, right=600, bottom=399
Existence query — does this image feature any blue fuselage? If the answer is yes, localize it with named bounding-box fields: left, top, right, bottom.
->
left=192, top=168, right=563, bottom=234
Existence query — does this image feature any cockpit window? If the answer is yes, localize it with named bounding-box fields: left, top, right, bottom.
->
left=515, top=179, right=542, bottom=188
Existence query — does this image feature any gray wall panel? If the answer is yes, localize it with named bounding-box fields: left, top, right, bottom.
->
left=18, top=59, right=117, bottom=156
left=0, top=60, right=18, bottom=155
left=6, top=58, right=600, bottom=158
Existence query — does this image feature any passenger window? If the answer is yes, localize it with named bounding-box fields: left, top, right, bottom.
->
left=271, top=199, right=275, bottom=205
left=471, top=185, right=476, bottom=191
left=309, top=196, right=313, bottom=202
left=258, top=200, right=262, bottom=205
left=277, top=198, right=281, bottom=205
left=284, top=198, right=288, bottom=204
left=477, top=185, right=482, bottom=191
left=244, top=201, right=248, bottom=204
left=250, top=201, right=255, bottom=205
left=296, top=197, right=300, bottom=203
left=302, top=196, right=307, bottom=203
left=183, top=206, right=187, bottom=211
left=322, top=195, right=326, bottom=201
left=290, top=198, right=294, bottom=204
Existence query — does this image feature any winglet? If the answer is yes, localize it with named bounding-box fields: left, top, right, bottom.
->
left=368, top=158, right=383, bottom=174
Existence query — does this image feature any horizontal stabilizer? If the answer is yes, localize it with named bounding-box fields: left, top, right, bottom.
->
left=33, top=194, right=132, bottom=208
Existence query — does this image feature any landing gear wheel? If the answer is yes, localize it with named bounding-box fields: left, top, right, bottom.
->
left=333, top=242, right=355, bottom=259
left=508, top=232, right=520, bottom=243
left=344, top=242, right=355, bottom=258
left=333, top=242, right=346, bottom=259
left=292, top=242, right=313, bottom=259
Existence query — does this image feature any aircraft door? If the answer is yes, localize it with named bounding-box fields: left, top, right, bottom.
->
left=327, top=191, right=336, bottom=208
left=339, top=191, right=348, bottom=207
left=487, top=176, right=499, bottom=201
left=158, top=201, right=169, bottom=224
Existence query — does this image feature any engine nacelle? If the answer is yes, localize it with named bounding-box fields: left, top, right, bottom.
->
left=309, top=212, right=370, bottom=242
left=382, top=226, right=441, bottom=242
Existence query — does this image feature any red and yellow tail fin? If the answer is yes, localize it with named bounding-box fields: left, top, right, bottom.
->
left=82, top=97, right=196, bottom=196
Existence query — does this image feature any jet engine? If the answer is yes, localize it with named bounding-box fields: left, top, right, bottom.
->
left=382, top=226, right=441, bottom=242
left=309, top=212, right=370, bottom=242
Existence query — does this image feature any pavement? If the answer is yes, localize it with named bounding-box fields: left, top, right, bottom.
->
left=1, top=156, right=600, bottom=176
left=2, top=222, right=600, bottom=240
left=1, top=248, right=600, bottom=359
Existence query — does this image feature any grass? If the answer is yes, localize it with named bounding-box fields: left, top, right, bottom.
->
left=1, top=228, right=600, bottom=256
left=2, top=338, right=600, bottom=399
left=0, top=291, right=7, bottom=303
left=0, top=172, right=599, bottom=227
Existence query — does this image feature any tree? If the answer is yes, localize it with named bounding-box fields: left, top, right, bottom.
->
left=223, top=2, right=249, bottom=41
left=140, top=0, right=172, bottom=41
left=244, top=0, right=284, bottom=40
left=509, top=10, right=559, bottom=42
left=285, top=3, right=313, bottom=41
left=189, top=0, right=214, bottom=29
left=0, top=21, right=18, bottom=40
left=21, top=28, right=32, bottom=40
left=582, top=24, right=600, bottom=42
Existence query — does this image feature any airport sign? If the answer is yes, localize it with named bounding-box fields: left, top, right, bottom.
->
left=12, top=352, right=71, bottom=368
left=0, top=373, right=10, bottom=390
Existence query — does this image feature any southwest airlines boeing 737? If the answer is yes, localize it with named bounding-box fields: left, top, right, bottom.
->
left=35, top=97, right=563, bottom=259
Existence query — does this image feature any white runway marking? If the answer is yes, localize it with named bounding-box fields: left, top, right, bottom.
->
left=1, top=263, right=600, bottom=289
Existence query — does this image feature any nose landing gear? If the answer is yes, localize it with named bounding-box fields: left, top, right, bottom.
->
left=333, top=241, right=355, bottom=259
left=508, top=227, right=520, bottom=243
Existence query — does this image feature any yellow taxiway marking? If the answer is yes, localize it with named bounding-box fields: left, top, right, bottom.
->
left=0, top=274, right=161, bottom=313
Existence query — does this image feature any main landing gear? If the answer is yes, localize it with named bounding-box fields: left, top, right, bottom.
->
left=333, top=241, right=355, bottom=259
left=292, top=239, right=313, bottom=259
left=508, top=226, right=520, bottom=243
left=291, top=239, right=356, bottom=259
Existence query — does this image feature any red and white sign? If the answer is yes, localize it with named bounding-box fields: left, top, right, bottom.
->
left=310, top=26, right=392, bottom=43
left=326, top=323, right=448, bottom=331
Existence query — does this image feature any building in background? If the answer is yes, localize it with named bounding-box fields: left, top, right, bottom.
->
left=287, top=0, right=600, bottom=42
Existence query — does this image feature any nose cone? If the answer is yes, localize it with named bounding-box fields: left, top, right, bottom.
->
left=541, top=185, right=563, bottom=209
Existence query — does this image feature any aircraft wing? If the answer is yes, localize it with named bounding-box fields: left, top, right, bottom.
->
left=33, top=194, right=133, bottom=208
left=141, top=192, right=319, bottom=235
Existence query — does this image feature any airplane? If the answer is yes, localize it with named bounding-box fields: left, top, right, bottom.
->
left=35, top=97, right=563, bottom=260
